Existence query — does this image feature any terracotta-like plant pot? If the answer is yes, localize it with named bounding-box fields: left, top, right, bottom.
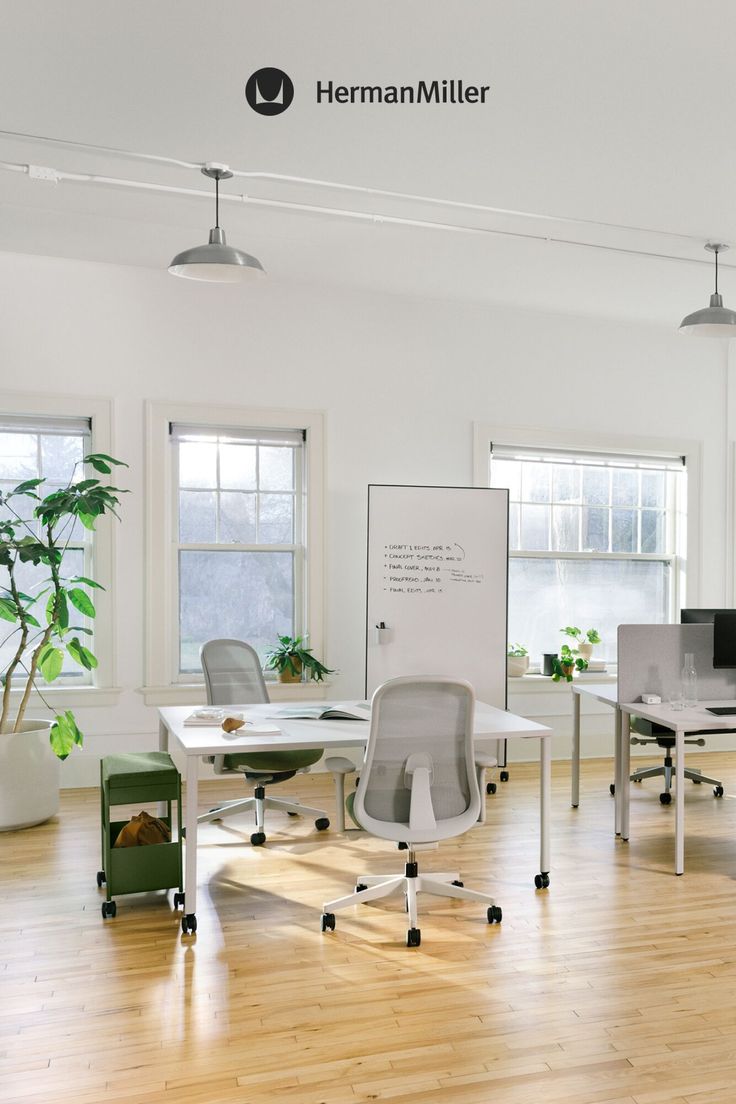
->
left=0, top=719, right=58, bottom=832
left=278, top=657, right=303, bottom=684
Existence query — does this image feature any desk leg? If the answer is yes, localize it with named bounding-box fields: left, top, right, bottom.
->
left=620, top=710, right=630, bottom=842
left=614, top=706, right=622, bottom=836
left=183, top=754, right=199, bottom=929
left=571, top=692, right=581, bottom=808
left=537, top=736, right=551, bottom=887
left=675, top=729, right=685, bottom=875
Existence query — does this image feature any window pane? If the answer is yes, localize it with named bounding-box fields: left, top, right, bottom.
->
left=612, top=508, right=637, bottom=552
left=520, top=504, right=549, bottom=550
left=41, top=435, right=84, bottom=484
left=582, top=507, right=609, bottom=552
left=522, top=463, right=550, bottom=503
left=612, top=469, right=637, bottom=507
left=179, top=491, right=216, bottom=542
left=220, top=491, right=256, bottom=543
left=259, top=446, right=294, bottom=492
left=179, top=442, right=216, bottom=489
left=551, top=505, right=579, bottom=551
left=258, top=494, right=294, bottom=544
left=0, top=433, right=37, bottom=480
left=641, top=471, right=665, bottom=508
left=179, top=550, right=294, bottom=672
left=507, top=557, right=670, bottom=666
left=508, top=503, right=520, bottom=551
left=491, top=458, right=521, bottom=501
left=552, top=465, right=580, bottom=504
left=220, top=443, right=256, bottom=490
left=582, top=467, right=609, bottom=506
left=641, top=509, right=665, bottom=553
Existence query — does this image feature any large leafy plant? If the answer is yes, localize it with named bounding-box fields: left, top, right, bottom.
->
left=265, top=635, right=333, bottom=682
left=0, top=453, right=127, bottom=758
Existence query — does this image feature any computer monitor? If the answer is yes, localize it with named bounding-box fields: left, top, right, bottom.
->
left=680, top=609, right=731, bottom=624
left=680, top=608, right=736, bottom=667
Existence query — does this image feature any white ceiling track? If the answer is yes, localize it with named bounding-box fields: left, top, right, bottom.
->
left=0, top=128, right=728, bottom=269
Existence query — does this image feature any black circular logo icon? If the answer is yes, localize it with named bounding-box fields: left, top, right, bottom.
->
left=245, top=68, right=294, bottom=116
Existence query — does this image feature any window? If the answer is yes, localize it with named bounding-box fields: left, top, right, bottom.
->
left=145, top=402, right=324, bottom=697
left=173, top=424, right=306, bottom=675
left=474, top=427, right=696, bottom=670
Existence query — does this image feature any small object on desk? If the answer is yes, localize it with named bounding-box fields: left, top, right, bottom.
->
left=641, top=694, right=662, bottom=705
left=184, top=707, right=227, bottom=726
left=222, top=716, right=246, bottom=733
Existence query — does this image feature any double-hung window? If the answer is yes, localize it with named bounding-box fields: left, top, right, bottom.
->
left=488, top=441, right=687, bottom=668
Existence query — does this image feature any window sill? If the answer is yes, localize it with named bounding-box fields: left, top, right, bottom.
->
left=3, top=686, right=122, bottom=709
left=507, top=672, right=617, bottom=693
left=140, top=681, right=332, bottom=707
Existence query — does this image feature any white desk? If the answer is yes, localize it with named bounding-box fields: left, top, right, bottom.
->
left=619, top=699, right=736, bottom=875
left=158, top=699, right=552, bottom=932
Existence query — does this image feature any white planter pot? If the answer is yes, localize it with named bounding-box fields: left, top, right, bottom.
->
left=507, top=655, right=530, bottom=678
left=577, top=643, right=594, bottom=662
left=0, top=719, right=59, bottom=831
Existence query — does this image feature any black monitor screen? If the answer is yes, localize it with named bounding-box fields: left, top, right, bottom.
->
left=680, top=609, right=732, bottom=624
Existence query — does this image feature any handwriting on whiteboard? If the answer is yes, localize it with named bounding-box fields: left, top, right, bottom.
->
left=382, top=542, right=483, bottom=594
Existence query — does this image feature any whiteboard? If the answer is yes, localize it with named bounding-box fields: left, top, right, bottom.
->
left=365, top=485, right=509, bottom=709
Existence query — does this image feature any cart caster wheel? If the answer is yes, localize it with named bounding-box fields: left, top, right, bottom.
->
left=451, top=880, right=464, bottom=887
left=356, top=883, right=368, bottom=892
left=714, top=786, right=724, bottom=797
left=487, top=905, right=502, bottom=923
left=181, top=914, right=197, bottom=934
left=250, top=832, right=266, bottom=846
left=96, top=870, right=106, bottom=887
left=315, top=817, right=330, bottom=831
left=500, top=771, right=509, bottom=782
left=486, top=782, right=497, bottom=795
left=659, top=792, right=672, bottom=805
left=609, top=783, right=615, bottom=795
left=101, top=900, right=116, bottom=919
left=534, top=873, right=550, bottom=889
left=321, top=912, right=335, bottom=932
left=173, top=892, right=185, bottom=910
left=407, top=927, right=421, bottom=947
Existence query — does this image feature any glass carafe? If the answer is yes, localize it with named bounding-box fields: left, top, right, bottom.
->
left=681, top=652, right=698, bottom=708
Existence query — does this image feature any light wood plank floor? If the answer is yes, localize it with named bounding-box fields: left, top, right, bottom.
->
left=3, top=754, right=736, bottom=1104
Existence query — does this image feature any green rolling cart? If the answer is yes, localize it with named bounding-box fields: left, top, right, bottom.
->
left=97, top=751, right=184, bottom=920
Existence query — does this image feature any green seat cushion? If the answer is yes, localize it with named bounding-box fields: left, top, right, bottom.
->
left=102, top=752, right=179, bottom=789
left=345, top=789, right=362, bottom=829
left=222, top=748, right=322, bottom=773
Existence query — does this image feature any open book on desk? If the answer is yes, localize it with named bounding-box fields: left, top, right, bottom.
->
left=268, top=703, right=370, bottom=721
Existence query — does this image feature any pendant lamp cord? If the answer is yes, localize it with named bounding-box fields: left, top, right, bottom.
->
left=715, top=246, right=720, bottom=295
left=215, top=175, right=220, bottom=229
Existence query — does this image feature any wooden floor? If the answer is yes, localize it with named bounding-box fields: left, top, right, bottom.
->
left=3, top=755, right=736, bottom=1104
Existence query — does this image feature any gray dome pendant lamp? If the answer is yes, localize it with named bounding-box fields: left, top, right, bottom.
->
left=679, top=242, right=736, bottom=337
left=168, top=163, right=265, bottom=282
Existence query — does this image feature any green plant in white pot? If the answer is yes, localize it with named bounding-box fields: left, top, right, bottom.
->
left=561, top=626, right=601, bottom=663
left=0, top=453, right=127, bottom=830
left=507, top=643, right=529, bottom=678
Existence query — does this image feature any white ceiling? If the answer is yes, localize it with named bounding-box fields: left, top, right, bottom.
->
left=1, top=0, right=735, bottom=324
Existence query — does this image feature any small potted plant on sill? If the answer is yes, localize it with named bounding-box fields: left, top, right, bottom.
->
left=561, top=626, right=601, bottom=663
left=507, top=643, right=529, bottom=678
left=265, top=635, right=334, bottom=684
left=0, top=453, right=128, bottom=831
left=551, top=644, right=589, bottom=682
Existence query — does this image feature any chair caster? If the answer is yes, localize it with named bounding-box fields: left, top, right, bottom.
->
left=173, top=891, right=185, bottom=910
left=287, top=810, right=300, bottom=817
left=407, top=927, right=421, bottom=947
left=96, top=870, right=106, bottom=887
left=487, top=905, right=502, bottom=923
left=486, top=782, right=497, bottom=795
left=397, top=841, right=408, bottom=850
left=101, top=900, right=116, bottom=919
left=356, top=883, right=368, bottom=892
left=659, top=792, right=672, bottom=805
left=251, top=831, right=266, bottom=846
left=315, top=817, right=330, bottom=831
left=321, top=912, right=335, bottom=932
left=181, top=914, right=197, bottom=934
left=609, top=783, right=615, bottom=795
left=534, top=872, right=550, bottom=889
left=500, top=771, right=509, bottom=782
left=714, top=786, right=724, bottom=797
left=692, top=777, right=702, bottom=785
left=451, top=880, right=464, bottom=887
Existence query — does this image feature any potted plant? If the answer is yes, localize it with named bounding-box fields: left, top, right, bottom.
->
left=265, top=635, right=333, bottom=684
left=0, top=453, right=127, bottom=831
left=551, top=644, right=589, bottom=682
left=507, top=643, right=529, bottom=677
left=561, top=626, right=601, bottom=663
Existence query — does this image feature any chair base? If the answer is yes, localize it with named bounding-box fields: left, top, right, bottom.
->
left=198, top=786, right=329, bottom=842
left=630, top=760, right=722, bottom=794
left=323, top=856, right=498, bottom=935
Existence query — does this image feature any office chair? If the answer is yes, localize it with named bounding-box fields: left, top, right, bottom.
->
left=628, top=716, right=724, bottom=805
left=198, top=639, right=330, bottom=845
left=320, top=676, right=502, bottom=947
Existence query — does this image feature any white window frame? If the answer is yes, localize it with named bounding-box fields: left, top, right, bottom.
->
left=473, top=423, right=703, bottom=663
left=0, top=390, right=118, bottom=706
left=144, top=401, right=325, bottom=704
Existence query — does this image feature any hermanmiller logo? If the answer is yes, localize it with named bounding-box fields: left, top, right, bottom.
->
left=316, top=79, right=490, bottom=105
left=245, top=68, right=294, bottom=115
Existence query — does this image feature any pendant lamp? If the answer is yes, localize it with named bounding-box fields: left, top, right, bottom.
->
left=679, top=242, right=736, bottom=337
left=169, top=163, right=265, bottom=282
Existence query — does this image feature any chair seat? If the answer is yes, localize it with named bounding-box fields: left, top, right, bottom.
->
left=222, top=748, right=322, bottom=773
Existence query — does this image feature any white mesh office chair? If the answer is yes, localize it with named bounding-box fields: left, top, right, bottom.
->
left=199, top=639, right=330, bottom=845
left=320, top=676, right=502, bottom=947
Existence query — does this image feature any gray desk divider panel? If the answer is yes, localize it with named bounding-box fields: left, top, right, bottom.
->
left=617, top=624, right=736, bottom=704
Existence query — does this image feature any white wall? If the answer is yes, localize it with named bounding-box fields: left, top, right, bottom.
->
left=0, top=250, right=729, bottom=783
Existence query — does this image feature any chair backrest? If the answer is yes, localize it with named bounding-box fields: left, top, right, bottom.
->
left=354, top=676, right=480, bottom=845
left=200, top=639, right=270, bottom=706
